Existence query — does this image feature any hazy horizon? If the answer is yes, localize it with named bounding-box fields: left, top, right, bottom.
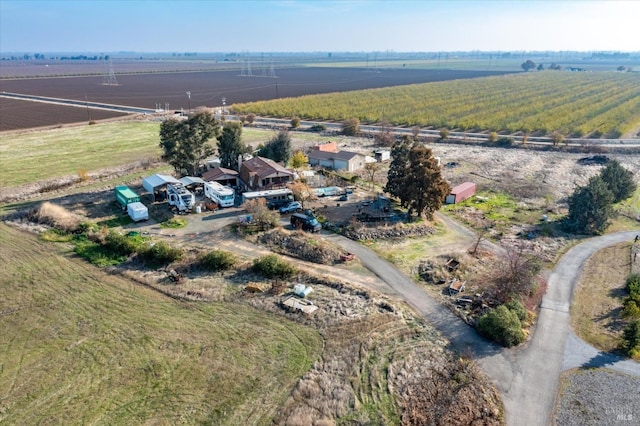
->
left=1, top=0, right=639, bottom=54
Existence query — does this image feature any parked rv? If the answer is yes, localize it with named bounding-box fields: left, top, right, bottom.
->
left=241, top=188, right=293, bottom=208
left=204, top=181, right=235, bottom=208
left=167, top=183, right=195, bottom=213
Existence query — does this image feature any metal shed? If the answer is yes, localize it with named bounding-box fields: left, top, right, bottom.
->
left=445, top=182, right=477, bottom=204
left=142, top=174, right=180, bottom=195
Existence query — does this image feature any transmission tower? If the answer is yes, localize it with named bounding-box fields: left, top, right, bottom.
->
left=268, top=58, right=277, bottom=78
left=102, top=58, right=118, bottom=86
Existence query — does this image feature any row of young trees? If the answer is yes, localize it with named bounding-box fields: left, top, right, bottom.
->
left=159, top=111, right=294, bottom=176
left=231, top=73, right=640, bottom=137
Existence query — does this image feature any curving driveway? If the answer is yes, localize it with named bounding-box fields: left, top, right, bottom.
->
left=138, top=209, right=639, bottom=425
left=325, top=227, right=640, bottom=426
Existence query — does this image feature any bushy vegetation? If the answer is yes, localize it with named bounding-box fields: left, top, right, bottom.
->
left=161, top=217, right=188, bottom=228
left=622, top=274, right=640, bottom=319
left=137, top=241, right=183, bottom=266
left=232, top=72, right=640, bottom=137
left=198, top=249, right=236, bottom=272
left=566, top=160, right=636, bottom=235
left=252, top=254, right=297, bottom=279
left=309, top=123, right=326, bottom=132
left=477, top=304, right=526, bottom=347
left=341, top=118, right=360, bottom=136
left=621, top=320, right=640, bottom=360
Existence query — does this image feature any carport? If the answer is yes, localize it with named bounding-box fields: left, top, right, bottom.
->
left=142, top=174, right=180, bottom=200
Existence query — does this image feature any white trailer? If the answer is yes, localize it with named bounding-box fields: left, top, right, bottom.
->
left=204, top=181, right=235, bottom=208
left=127, top=202, right=149, bottom=222
left=241, top=188, right=293, bottom=208
left=167, top=183, right=195, bottom=213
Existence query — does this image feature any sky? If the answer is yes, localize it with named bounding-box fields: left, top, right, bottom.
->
left=1, top=0, right=639, bottom=53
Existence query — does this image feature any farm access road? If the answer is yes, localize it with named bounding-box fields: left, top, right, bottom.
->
left=323, top=226, right=640, bottom=426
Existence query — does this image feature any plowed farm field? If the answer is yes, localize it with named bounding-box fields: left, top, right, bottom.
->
left=0, top=68, right=510, bottom=131
left=0, top=97, right=128, bottom=132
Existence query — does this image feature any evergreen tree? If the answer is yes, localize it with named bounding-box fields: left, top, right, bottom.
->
left=400, top=144, right=451, bottom=219
left=599, top=159, right=637, bottom=203
left=218, top=121, right=245, bottom=170
left=566, top=176, right=614, bottom=235
left=258, top=128, right=292, bottom=163
left=384, top=136, right=412, bottom=199
left=159, top=111, right=220, bottom=176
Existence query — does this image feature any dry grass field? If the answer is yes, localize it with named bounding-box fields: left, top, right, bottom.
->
left=0, top=223, right=322, bottom=425
left=571, top=242, right=634, bottom=352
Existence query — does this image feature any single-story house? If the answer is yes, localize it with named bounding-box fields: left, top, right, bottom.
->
left=307, top=149, right=366, bottom=172
left=202, top=167, right=240, bottom=188
left=239, top=156, right=295, bottom=191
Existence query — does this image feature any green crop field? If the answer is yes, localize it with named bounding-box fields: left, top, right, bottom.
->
left=232, top=72, right=640, bottom=138
left=0, top=122, right=162, bottom=188
left=0, top=223, right=322, bottom=424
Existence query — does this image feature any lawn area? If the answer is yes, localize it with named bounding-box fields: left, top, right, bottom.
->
left=571, top=241, right=632, bottom=352
left=0, top=223, right=322, bottom=425
left=0, top=121, right=162, bottom=188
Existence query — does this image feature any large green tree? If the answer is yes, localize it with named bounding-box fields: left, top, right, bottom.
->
left=258, top=128, right=292, bottom=164
left=384, top=136, right=412, bottom=198
left=218, top=121, right=245, bottom=170
left=599, top=159, right=637, bottom=203
left=159, top=111, right=221, bottom=176
left=566, top=175, right=614, bottom=235
left=400, top=144, right=451, bottom=219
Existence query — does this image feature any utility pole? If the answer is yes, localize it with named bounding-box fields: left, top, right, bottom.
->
left=85, top=93, right=92, bottom=122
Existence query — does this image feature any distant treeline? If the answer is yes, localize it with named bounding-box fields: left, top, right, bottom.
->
left=1, top=54, right=110, bottom=61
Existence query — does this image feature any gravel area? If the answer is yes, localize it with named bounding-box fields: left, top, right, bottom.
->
left=554, top=368, right=640, bottom=425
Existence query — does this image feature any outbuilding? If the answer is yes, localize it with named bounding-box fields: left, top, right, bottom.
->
left=142, top=174, right=181, bottom=200
left=445, top=182, right=477, bottom=204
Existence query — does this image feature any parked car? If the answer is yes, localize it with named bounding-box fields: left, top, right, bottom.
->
left=279, top=201, right=302, bottom=214
left=338, top=194, right=349, bottom=201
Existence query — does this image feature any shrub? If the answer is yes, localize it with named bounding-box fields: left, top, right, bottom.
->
left=341, top=118, right=360, bottom=136
left=439, top=128, right=449, bottom=140
left=73, top=235, right=126, bottom=266
left=621, top=320, right=640, bottom=360
left=198, top=249, right=236, bottom=272
left=161, top=217, right=187, bottom=229
left=477, top=305, right=525, bottom=347
left=138, top=241, right=183, bottom=265
left=309, top=124, right=326, bottom=132
left=252, top=254, right=296, bottom=279
left=290, top=116, right=301, bottom=128
left=104, top=231, right=140, bottom=257
left=246, top=113, right=255, bottom=124
left=78, top=168, right=90, bottom=182
left=627, top=274, right=640, bottom=295
left=488, top=131, right=498, bottom=143
left=505, top=300, right=528, bottom=322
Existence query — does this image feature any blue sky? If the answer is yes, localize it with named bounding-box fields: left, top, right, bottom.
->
left=1, top=0, right=639, bottom=53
